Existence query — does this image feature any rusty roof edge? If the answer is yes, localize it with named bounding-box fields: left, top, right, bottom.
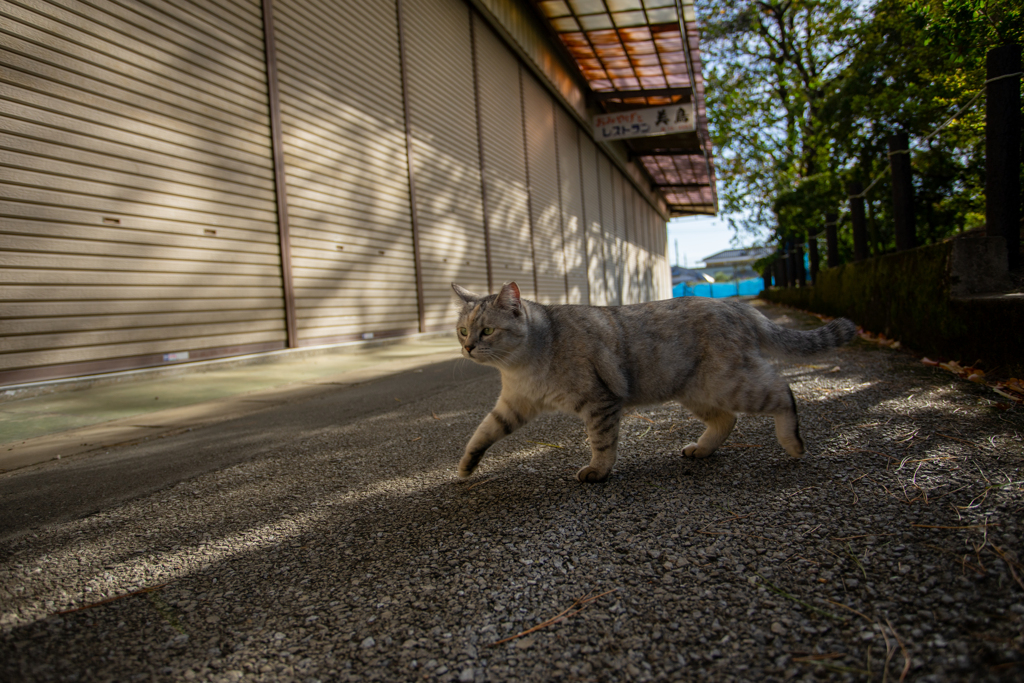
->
left=469, top=0, right=672, bottom=221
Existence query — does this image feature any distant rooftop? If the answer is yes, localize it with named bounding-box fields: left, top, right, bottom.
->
left=702, top=247, right=773, bottom=267
left=670, top=265, right=714, bottom=284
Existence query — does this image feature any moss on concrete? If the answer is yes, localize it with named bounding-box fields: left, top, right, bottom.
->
left=761, top=241, right=1024, bottom=376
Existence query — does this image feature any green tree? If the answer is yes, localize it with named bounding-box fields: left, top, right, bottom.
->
left=827, top=0, right=1023, bottom=249
left=699, top=0, right=1023, bottom=254
left=698, top=0, right=862, bottom=242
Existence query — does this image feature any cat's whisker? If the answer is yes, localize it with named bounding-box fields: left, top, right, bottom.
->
left=481, top=349, right=513, bottom=368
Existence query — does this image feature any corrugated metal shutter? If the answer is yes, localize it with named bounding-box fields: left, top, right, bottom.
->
left=636, top=192, right=652, bottom=301
left=0, top=0, right=285, bottom=385
left=619, top=176, right=640, bottom=304
left=640, top=203, right=655, bottom=301
left=579, top=136, right=607, bottom=306
left=660, top=212, right=671, bottom=299
left=403, top=0, right=488, bottom=330
left=472, top=14, right=535, bottom=299
left=555, top=108, right=588, bottom=304
left=652, top=208, right=670, bottom=299
left=631, top=195, right=644, bottom=303
left=473, top=0, right=586, bottom=117
left=599, top=153, right=623, bottom=305
left=272, top=0, right=418, bottom=343
left=521, top=72, right=566, bottom=305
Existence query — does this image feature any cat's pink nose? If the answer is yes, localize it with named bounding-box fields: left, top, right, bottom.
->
left=464, top=344, right=475, bottom=354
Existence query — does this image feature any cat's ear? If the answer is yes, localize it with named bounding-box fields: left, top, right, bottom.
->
left=495, top=282, right=521, bottom=313
left=452, top=283, right=479, bottom=304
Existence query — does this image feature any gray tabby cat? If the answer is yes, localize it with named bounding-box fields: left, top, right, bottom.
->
left=452, top=282, right=857, bottom=483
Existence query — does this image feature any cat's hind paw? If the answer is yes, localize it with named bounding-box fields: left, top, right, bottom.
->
left=783, top=442, right=805, bottom=458
left=576, top=465, right=610, bottom=483
left=682, top=443, right=715, bottom=458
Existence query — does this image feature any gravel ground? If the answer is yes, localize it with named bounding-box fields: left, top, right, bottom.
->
left=1, top=302, right=1022, bottom=682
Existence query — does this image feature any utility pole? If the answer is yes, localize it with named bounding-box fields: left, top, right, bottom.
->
left=825, top=213, right=839, bottom=267
left=986, top=44, right=1021, bottom=271
left=848, top=181, right=868, bottom=262
left=807, top=230, right=820, bottom=283
left=889, top=132, right=916, bottom=251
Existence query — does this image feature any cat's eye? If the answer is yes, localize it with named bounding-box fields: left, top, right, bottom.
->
left=482, top=327, right=494, bottom=336
left=459, top=327, right=468, bottom=337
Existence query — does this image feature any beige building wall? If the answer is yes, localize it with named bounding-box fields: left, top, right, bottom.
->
left=471, top=14, right=535, bottom=299
left=403, top=0, right=490, bottom=331
left=0, top=0, right=671, bottom=387
left=0, top=0, right=287, bottom=385
left=272, top=0, right=419, bottom=344
left=598, top=154, right=624, bottom=306
left=578, top=136, right=608, bottom=306
left=521, top=72, right=567, bottom=306
left=555, top=108, right=588, bottom=305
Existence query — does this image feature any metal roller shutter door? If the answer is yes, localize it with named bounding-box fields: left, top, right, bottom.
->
left=635, top=197, right=649, bottom=302
left=555, top=108, right=588, bottom=305
left=635, top=192, right=651, bottom=302
left=643, top=208, right=655, bottom=301
left=272, top=0, right=418, bottom=343
left=619, top=175, right=641, bottom=304
left=648, top=207, right=663, bottom=300
left=640, top=202, right=655, bottom=302
left=403, top=0, right=488, bottom=330
left=650, top=208, right=669, bottom=300
left=471, top=14, right=535, bottom=299
left=579, top=136, right=607, bottom=306
left=630, top=194, right=644, bottom=303
left=633, top=191, right=649, bottom=302
left=598, top=153, right=623, bottom=305
left=0, top=0, right=285, bottom=385
left=654, top=211, right=671, bottom=299
left=521, top=72, right=566, bottom=305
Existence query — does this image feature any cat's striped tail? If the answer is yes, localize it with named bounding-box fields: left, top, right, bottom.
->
left=755, top=315, right=858, bottom=359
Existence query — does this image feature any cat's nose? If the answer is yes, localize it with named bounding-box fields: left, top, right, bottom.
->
left=463, top=344, right=475, bottom=354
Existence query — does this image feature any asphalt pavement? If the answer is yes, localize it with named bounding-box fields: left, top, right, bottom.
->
left=1, top=300, right=1022, bottom=682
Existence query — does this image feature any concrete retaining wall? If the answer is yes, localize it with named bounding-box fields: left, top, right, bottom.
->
left=761, top=237, right=1024, bottom=376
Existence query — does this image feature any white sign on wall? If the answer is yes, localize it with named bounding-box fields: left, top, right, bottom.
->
left=593, top=103, right=696, bottom=142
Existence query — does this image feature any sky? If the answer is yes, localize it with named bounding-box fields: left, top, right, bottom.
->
left=666, top=214, right=740, bottom=269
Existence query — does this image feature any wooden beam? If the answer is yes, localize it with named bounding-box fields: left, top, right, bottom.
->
left=587, top=87, right=692, bottom=104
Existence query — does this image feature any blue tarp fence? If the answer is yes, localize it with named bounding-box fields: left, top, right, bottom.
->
left=672, top=277, right=765, bottom=298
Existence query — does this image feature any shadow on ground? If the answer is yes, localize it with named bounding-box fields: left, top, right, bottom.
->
left=2, top=315, right=1023, bottom=682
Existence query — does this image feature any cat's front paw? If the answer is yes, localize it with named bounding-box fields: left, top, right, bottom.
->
left=459, top=448, right=486, bottom=478
left=457, top=459, right=477, bottom=478
left=682, top=443, right=715, bottom=458
left=576, top=465, right=610, bottom=483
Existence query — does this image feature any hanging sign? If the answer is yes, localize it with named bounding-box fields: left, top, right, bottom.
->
left=593, top=103, right=696, bottom=142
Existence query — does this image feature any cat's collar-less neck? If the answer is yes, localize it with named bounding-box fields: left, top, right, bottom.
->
left=520, top=301, right=555, bottom=358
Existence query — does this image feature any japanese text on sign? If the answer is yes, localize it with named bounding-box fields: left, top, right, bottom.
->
left=593, top=103, right=696, bottom=142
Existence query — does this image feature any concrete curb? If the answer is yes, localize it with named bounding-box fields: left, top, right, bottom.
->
left=1, top=349, right=460, bottom=474
left=0, top=331, right=454, bottom=404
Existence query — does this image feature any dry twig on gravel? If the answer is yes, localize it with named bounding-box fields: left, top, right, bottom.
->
left=490, top=589, right=618, bottom=646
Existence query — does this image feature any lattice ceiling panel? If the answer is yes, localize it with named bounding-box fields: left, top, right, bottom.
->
left=532, top=0, right=716, bottom=215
